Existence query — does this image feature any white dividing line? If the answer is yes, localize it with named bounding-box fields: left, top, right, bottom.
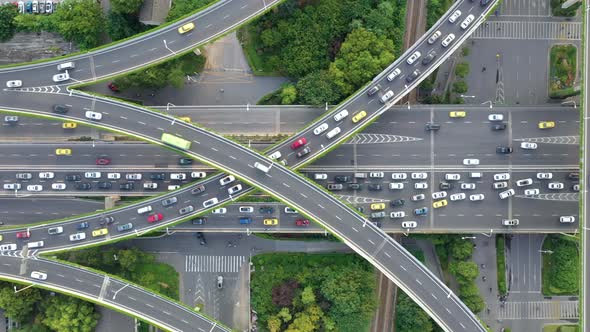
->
left=130, top=54, right=139, bottom=58
left=300, top=193, right=307, bottom=198
left=192, top=140, right=200, bottom=144
left=368, top=239, right=375, bottom=245
left=351, top=227, right=359, bottom=232
left=138, top=121, right=146, bottom=125
left=120, top=116, right=127, bottom=120
left=211, top=147, right=218, bottom=152
left=335, top=216, right=342, bottom=220
left=146, top=303, right=154, bottom=308
left=399, top=265, right=407, bottom=271
left=282, top=183, right=290, bottom=188
left=432, top=293, right=438, bottom=300
left=415, top=279, right=423, bottom=285
left=384, top=252, right=391, bottom=258
left=163, top=311, right=171, bottom=315
left=128, top=296, right=136, bottom=301
left=317, top=204, right=325, bottom=209
left=229, top=156, right=236, bottom=160
left=149, top=48, right=157, bottom=51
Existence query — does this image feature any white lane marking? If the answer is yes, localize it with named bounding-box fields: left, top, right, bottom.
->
left=282, top=183, right=290, bottom=188
left=384, top=252, right=391, bottom=258
left=229, top=156, right=236, bottom=160
left=300, top=193, right=307, bottom=198
left=193, top=140, right=200, bottom=144
left=146, top=303, right=154, bottom=308
left=368, top=239, right=375, bottom=245
left=335, top=216, right=342, bottom=220
left=416, top=279, right=422, bottom=285
left=112, top=60, right=120, bottom=63
left=120, top=116, right=127, bottom=120
left=352, top=227, right=359, bottom=232
left=318, top=204, right=325, bottom=209
left=149, top=48, right=157, bottom=51
left=138, top=121, right=146, bottom=125
left=432, top=293, right=438, bottom=300
left=205, top=24, right=212, bottom=28
left=400, top=265, right=407, bottom=271
left=211, top=147, right=218, bottom=151
left=128, top=296, right=136, bottom=301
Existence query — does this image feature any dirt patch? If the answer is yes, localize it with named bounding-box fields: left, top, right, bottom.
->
left=0, top=31, right=78, bottom=65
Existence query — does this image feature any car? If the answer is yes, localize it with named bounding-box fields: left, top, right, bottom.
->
left=168, top=185, right=180, bottom=191
left=217, top=275, right=223, bottom=289
left=85, top=172, right=101, bottom=179
left=370, top=211, right=386, bottom=219
left=370, top=172, right=384, bottom=178
left=388, top=183, right=403, bottom=190
left=228, top=184, right=242, bottom=195
left=559, top=216, right=575, bottom=223
left=76, top=182, right=92, bottom=190
left=295, top=219, right=310, bottom=226
left=568, top=172, right=579, bottom=180
left=39, top=172, right=54, bottom=179
left=370, top=203, right=385, bottom=211
left=333, top=109, right=349, bottom=122
left=448, top=9, right=462, bottom=23
left=314, top=173, right=327, bottom=180
left=421, top=50, right=437, bottom=65
left=96, top=156, right=111, bottom=165
left=401, top=221, right=417, bottom=229
left=425, top=123, right=440, bottom=131
left=32, top=0, right=36, bottom=12
left=368, top=184, right=382, bottom=191
left=24, top=0, right=30, bottom=12
left=445, top=174, right=460, bottom=181
left=432, top=191, right=447, bottom=199
left=411, top=172, right=427, bottom=180
left=26, top=185, right=42, bottom=192
left=6, top=80, right=22, bottom=88
left=239, top=206, right=254, bottom=213
left=449, top=111, right=466, bottom=118
left=461, top=183, right=476, bottom=190
left=30, top=271, right=47, bottom=280
left=367, top=86, right=380, bottom=96
left=69, top=233, right=86, bottom=242
left=520, top=142, right=538, bottom=150
left=406, top=51, right=421, bottom=65
left=356, top=206, right=365, bottom=213
left=414, top=182, right=428, bottom=190
left=54, top=147, right=71, bottom=156
left=460, top=14, right=475, bottom=29
left=3, top=183, right=20, bottom=190
left=488, top=114, right=504, bottom=121
left=0, top=244, right=17, bottom=251
left=178, top=22, right=195, bottom=34
left=47, top=226, right=63, bottom=235
left=188, top=185, right=205, bottom=196
left=178, top=158, right=193, bottom=165
left=99, top=216, right=115, bottom=226
left=170, top=173, right=186, bottom=181
left=391, top=173, right=407, bottom=180
left=62, top=122, right=77, bottom=129
left=189, top=171, right=207, bottom=179
left=481, top=0, right=491, bottom=6
left=219, top=175, right=235, bottom=186
left=16, top=231, right=30, bottom=239
left=313, top=123, right=329, bottom=135
left=143, top=182, right=158, bottom=190
left=441, top=33, right=456, bottom=47
left=516, top=178, right=533, bottom=187
left=203, top=197, right=218, bottom=208
left=493, top=182, right=508, bottom=189
left=17, top=1, right=23, bottom=13
left=405, top=69, right=421, bottom=83
left=259, top=206, right=274, bottom=214
left=427, top=30, right=442, bottom=44
left=119, top=182, right=133, bottom=190
left=52, top=72, right=70, bottom=83
left=499, top=189, right=515, bottom=199
left=433, top=200, right=448, bottom=209
left=469, top=194, right=485, bottom=201
left=161, top=197, right=178, bottom=206
left=4, top=116, right=17, bottom=125
left=16, top=173, right=32, bottom=180
left=463, top=159, right=480, bottom=166
left=494, top=173, right=510, bottom=181
left=496, top=146, right=513, bottom=154
left=191, top=217, right=206, bottom=225
left=334, top=175, right=351, bottom=183
left=296, top=146, right=311, bottom=158
left=52, top=104, right=69, bottom=114
left=212, top=208, right=227, bottom=214
left=548, top=182, right=564, bottom=190
left=284, top=207, right=298, bottom=214
left=537, top=172, right=553, bottom=180
left=150, top=173, right=165, bottom=181
left=76, top=222, right=89, bottom=230
left=387, top=68, right=401, bottom=81
left=268, top=151, right=282, bottom=160
left=117, top=223, right=133, bottom=232
left=327, top=183, right=343, bottom=190
left=390, top=199, right=405, bottom=207
left=107, top=82, right=120, bottom=92
left=91, top=228, right=108, bottom=237
left=502, top=219, right=519, bottom=226
left=348, top=183, right=362, bottom=190
left=440, top=182, right=454, bottom=192
left=411, top=194, right=425, bottom=201
left=291, top=137, right=307, bottom=150
left=538, top=121, right=555, bottom=129
left=450, top=193, right=466, bottom=201
left=126, top=173, right=142, bottom=180
left=492, top=123, right=507, bottom=131
left=65, top=174, right=81, bottom=182
left=325, top=127, right=341, bottom=140
left=524, top=188, right=540, bottom=195
left=352, top=110, right=367, bottom=123
left=414, top=207, right=428, bottom=216
left=390, top=211, right=405, bottom=218
left=147, top=213, right=164, bottom=222
left=263, top=218, right=278, bottom=225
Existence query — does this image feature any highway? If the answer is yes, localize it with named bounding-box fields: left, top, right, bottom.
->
left=581, top=2, right=589, bottom=330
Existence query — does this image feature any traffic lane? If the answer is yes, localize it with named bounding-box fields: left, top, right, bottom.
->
left=0, top=117, right=94, bottom=139
left=0, top=198, right=104, bottom=225
left=313, top=141, right=431, bottom=167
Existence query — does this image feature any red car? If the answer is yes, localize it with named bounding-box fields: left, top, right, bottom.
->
left=16, top=231, right=30, bottom=239
left=295, top=219, right=310, bottom=227
left=147, top=213, right=163, bottom=223
left=107, top=82, right=120, bottom=92
left=96, top=156, right=111, bottom=165
left=291, top=137, right=307, bottom=150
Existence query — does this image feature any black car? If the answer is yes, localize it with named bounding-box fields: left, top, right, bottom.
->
left=371, top=221, right=383, bottom=228
left=119, top=182, right=134, bottom=190
left=65, top=174, right=81, bottom=181
left=390, top=199, right=405, bottom=207
left=97, top=181, right=112, bottom=189
left=425, top=123, right=441, bottom=131
left=296, top=146, right=311, bottom=158
left=178, top=158, right=193, bottom=165
left=356, top=206, right=365, bottom=213
left=348, top=183, right=362, bottom=190
left=52, top=104, right=69, bottom=114
left=439, top=182, right=454, bottom=190
left=368, top=184, right=382, bottom=191
left=195, top=232, right=207, bottom=245
left=191, top=184, right=206, bottom=195
left=192, top=217, right=206, bottom=225
left=334, top=175, right=351, bottom=183
left=99, top=216, right=115, bottom=225
left=480, top=0, right=491, bottom=6
left=492, top=123, right=506, bottom=131
left=367, top=86, right=380, bottom=96
left=568, top=172, right=579, bottom=180
left=405, top=69, right=421, bottom=83
left=75, top=182, right=92, bottom=190
left=259, top=206, right=274, bottom=214
left=421, top=51, right=437, bottom=65
left=496, top=146, right=513, bottom=154
left=150, top=173, right=166, bottom=181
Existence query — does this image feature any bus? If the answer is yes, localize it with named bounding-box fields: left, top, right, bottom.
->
left=161, top=133, right=191, bottom=150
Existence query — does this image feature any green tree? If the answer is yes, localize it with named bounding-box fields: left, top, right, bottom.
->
left=106, top=11, right=146, bottom=41
left=395, top=292, right=434, bottom=332
left=454, top=62, right=470, bottom=78
left=277, top=307, right=292, bottom=322
left=280, top=84, right=297, bottom=104
left=301, top=286, right=316, bottom=305
left=40, top=296, right=99, bottom=332
left=267, top=315, right=282, bottom=332
left=167, top=0, right=213, bottom=21
left=0, top=4, right=18, bottom=41
left=548, top=238, right=579, bottom=293
left=452, top=80, right=468, bottom=94
left=450, top=239, right=474, bottom=261
left=362, top=0, right=406, bottom=56
left=110, top=0, right=143, bottom=14
left=458, top=283, right=485, bottom=313
left=296, top=70, right=342, bottom=105
left=0, top=283, right=41, bottom=322
left=329, top=28, right=395, bottom=96
left=449, top=261, right=479, bottom=285
left=118, top=248, right=139, bottom=272
left=51, top=0, right=105, bottom=49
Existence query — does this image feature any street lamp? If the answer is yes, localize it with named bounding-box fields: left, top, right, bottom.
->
left=539, top=250, right=554, bottom=254
left=461, top=236, right=476, bottom=240
left=162, top=40, right=176, bottom=55
left=481, top=100, right=493, bottom=108
left=14, top=284, right=35, bottom=294
left=460, top=95, right=475, bottom=99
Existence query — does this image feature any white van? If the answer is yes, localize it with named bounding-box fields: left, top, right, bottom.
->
left=27, top=241, right=44, bottom=249
left=57, top=62, right=75, bottom=71
left=326, top=127, right=341, bottom=139
left=254, top=162, right=270, bottom=173
left=137, top=206, right=153, bottom=214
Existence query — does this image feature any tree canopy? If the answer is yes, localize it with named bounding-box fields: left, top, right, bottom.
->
left=51, top=0, right=105, bottom=50
left=40, top=296, right=99, bottom=332
left=0, top=4, right=18, bottom=42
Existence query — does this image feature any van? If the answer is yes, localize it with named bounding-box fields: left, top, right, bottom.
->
left=137, top=206, right=153, bottom=214
left=354, top=173, right=368, bottom=179
left=27, top=241, right=44, bottom=249
left=0, top=244, right=17, bottom=251
left=326, top=127, right=341, bottom=139
left=254, top=162, right=270, bottom=173
left=239, top=217, right=252, bottom=224
left=469, top=172, right=482, bottom=179
left=57, top=62, right=75, bottom=71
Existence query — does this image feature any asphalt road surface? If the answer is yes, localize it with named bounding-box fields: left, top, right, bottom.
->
left=581, top=3, right=589, bottom=331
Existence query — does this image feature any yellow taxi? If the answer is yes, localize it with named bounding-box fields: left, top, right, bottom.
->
left=352, top=110, right=367, bottom=123
left=263, top=218, right=278, bottom=226
left=92, top=228, right=108, bottom=237
left=433, top=199, right=448, bottom=209
left=179, top=117, right=191, bottom=123
left=370, top=203, right=385, bottom=211
left=0, top=235, right=3, bottom=242
left=62, top=122, right=77, bottom=129
left=449, top=110, right=466, bottom=118
left=178, top=22, right=195, bottom=34
left=55, top=148, right=72, bottom=156
left=538, top=121, right=555, bottom=129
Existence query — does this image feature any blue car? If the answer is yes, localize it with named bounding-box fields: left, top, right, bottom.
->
left=77, top=222, right=89, bottom=230
left=414, top=207, right=428, bottom=216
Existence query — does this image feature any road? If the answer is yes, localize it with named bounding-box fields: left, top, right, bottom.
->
left=581, top=2, right=589, bottom=331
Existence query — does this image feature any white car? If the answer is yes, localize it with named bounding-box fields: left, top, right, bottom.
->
left=450, top=193, right=466, bottom=201
left=516, top=178, right=533, bottom=187
left=461, top=183, right=476, bottom=190
left=559, top=216, right=575, bottom=223
left=219, top=175, right=235, bottom=185
left=401, top=221, right=417, bottom=229
left=370, top=172, right=384, bottom=178
left=406, top=51, right=422, bottom=65
left=488, top=114, right=504, bottom=121
left=52, top=72, right=70, bottom=82
left=463, top=159, right=480, bottom=166
left=520, top=142, right=538, bottom=150
left=448, top=10, right=462, bottom=23
left=412, top=194, right=425, bottom=201
left=107, top=173, right=121, bottom=180
left=537, top=172, right=553, bottom=180
left=239, top=206, right=254, bottom=213
left=391, top=173, right=407, bottom=180
left=445, top=173, right=460, bottom=181
left=390, top=211, right=405, bottom=219
left=3, top=183, right=20, bottom=190
left=212, top=208, right=227, bottom=214
left=85, top=172, right=101, bottom=179
left=143, top=182, right=158, bottom=190
left=191, top=172, right=206, bottom=179
left=414, top=182, right=428, bottom=190
left=27, top=185, right=42, bottom=192
left=460, top=14, right=475, bottom=29
left=269, top=151, right=282, bottom=160
left=427, top=31, right=442, bottom=44
left=170, top=173, right=186, bottom=180
left=69, top=232, right=86, bottom=242
left=30, top=271, right=47, bottom=280
left=85, top=111, right=102, bottom=121
left=228, top=184, right=242, bottom=195
left=386, top=68, right=401, bottom=81
left=284, top=207, right=298, bottom=214
left=313, top=123, right=329, bottom=135
left=6, top=80, right=22, bottom=88
left=441, top=33, right=455, bottom=47
left=51, top=183, right=66, bottom=190
left=493, top=181, right=508, bottom=189
left=38, top=172, right=54, bottom=179
left=502, top=219, right=519, bottom=226
left=168, top=185, right=180, bottom=191
left=469, top=194, right=485, bottom=201
left=126, top=173, right=142, bottom=180
left=314, top=173, right=327, bottom=180
left=548, top=182, right=564, bottom=190
left=333, top=109, right=349, bottom=122
left=499, top=189, right=515, bottom=199
left=389, top=183, right=404, bottom=190
left=524, top=188, right=539, bottom=195
left=411, top=172, right=427, bottom=180
left=493, top=173, right=510, bottom=181
left=432, top=191, right=447, bottom=199
left=573, top=184, right=580, bottom=192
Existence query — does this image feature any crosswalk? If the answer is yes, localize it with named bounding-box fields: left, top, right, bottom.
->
left=184, top=255, right=247, bottom=273
left=497, top=301, right=579, bottom=320
left=472, top=21, right=582, bottom=40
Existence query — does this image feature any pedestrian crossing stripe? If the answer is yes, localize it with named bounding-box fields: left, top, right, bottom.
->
left=185, top=255, right=246, bottom=273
